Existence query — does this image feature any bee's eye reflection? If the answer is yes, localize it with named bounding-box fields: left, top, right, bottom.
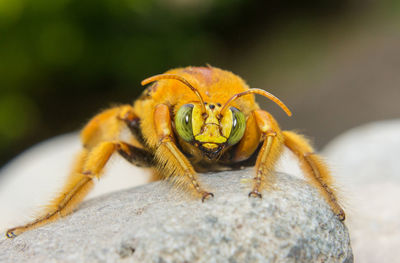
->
left=175, top=104, right=194, bottom=142
left=227, top=107, right=245, bottom=145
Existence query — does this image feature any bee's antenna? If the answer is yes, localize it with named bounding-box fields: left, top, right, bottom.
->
left=141, top=74, right=207, bottom=114
left=220, top=88, right=292, bottom=117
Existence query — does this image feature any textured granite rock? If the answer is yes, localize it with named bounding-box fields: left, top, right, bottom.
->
left=323, top=120, right=400, bottom=263
left=0, top=169, right=352, bottom=263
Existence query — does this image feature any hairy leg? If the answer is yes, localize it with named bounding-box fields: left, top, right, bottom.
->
left=153, top=104, right=213, bottom=201
left=249, top=110, right=284, bottom=197
left=6, top=140, right=153, bottom=238
left=283, top=131, right=345, bottom=221
left=233, top=110, right=284, bottom=197
left=6, top=105, right=153, bottom=238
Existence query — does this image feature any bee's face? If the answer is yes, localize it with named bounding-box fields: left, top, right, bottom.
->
left=174, top=102, right=246, bottom=159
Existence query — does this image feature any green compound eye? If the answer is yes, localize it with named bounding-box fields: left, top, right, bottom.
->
left=227, top=107, right=246, bottom=145
left=175, top=104, right=194, bottom=142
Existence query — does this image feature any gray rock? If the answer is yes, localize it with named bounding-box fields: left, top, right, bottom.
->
left=0, top=169, right=352, bottom=263
left=323, top=120, right=400, bottom=263
left=323, top=120, right=400, bottom=185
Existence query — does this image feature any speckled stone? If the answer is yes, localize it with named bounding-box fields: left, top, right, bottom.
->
left=0, top=169, right=352, bottom=263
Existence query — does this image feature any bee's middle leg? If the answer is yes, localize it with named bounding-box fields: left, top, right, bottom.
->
left=153, top=104, right=213, bottom=201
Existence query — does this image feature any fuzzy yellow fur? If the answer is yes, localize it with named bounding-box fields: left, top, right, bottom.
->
left=152, top=103, right=206, bottom=197
left=134, top=67, right=259, bottom=150
left=6, top=105, right=142, bottom=237
left=252, top=110, right=285, bottom=192
left=233, top=111, right=261, bottom=162
left=6, top=150, right=94, bottom=237
left=282, top=131, right=345, bottom=220
left=132, top=67, right=262, bottom=198
left=6, top=66, right=344, bottom=238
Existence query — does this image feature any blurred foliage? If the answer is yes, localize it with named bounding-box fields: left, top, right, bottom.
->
left=0, top=0, right=352, bottom=166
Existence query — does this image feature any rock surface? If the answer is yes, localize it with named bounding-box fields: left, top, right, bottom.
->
left=0, top=133, right=153, bottom=231
left=323, top=120, right=400, bottom=263
left=0, top=169, right=352, bottom=263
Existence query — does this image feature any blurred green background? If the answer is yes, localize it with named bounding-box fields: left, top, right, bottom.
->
left=1, top=0, right=399, bottom=167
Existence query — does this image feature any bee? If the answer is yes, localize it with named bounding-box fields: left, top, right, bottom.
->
left=6, top=66, right=345, bottom=238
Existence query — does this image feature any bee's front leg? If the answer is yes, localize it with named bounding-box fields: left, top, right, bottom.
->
left=153, top=104, right=213, bottom=201
left=233, top=110, right=284, bottom=198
